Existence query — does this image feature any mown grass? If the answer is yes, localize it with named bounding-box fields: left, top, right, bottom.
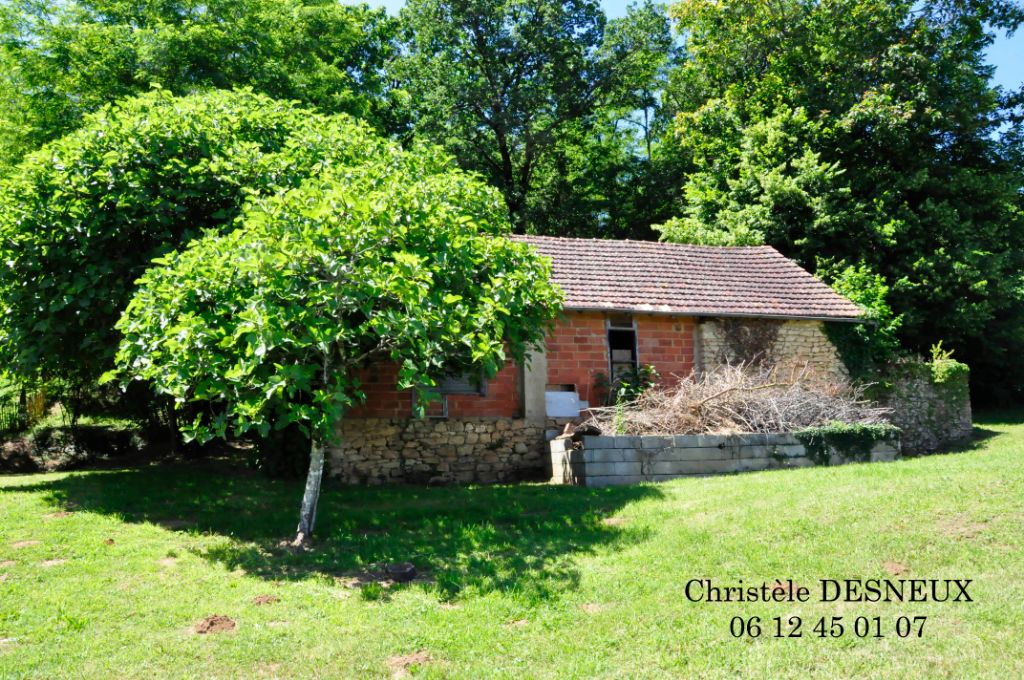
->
left=1, top=412, right=1022, bottom=678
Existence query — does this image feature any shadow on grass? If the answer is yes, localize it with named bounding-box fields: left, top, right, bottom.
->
left=947, top=426, right=1001, bottom=453
left=973, top=407, right=1024, bottom=427
left=0, top=459, right=662, bottom=602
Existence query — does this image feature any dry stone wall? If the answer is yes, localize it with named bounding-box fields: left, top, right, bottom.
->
left=329, top=417, right=546, bottom=485
left=700, top=319, right=848, bottom=382
left=882, top=360, right=972, bottom=454
left=551, top=433, right=899, bottom=487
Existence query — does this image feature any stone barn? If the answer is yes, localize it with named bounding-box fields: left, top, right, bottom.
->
left=329, top=235, right=863, bottom=484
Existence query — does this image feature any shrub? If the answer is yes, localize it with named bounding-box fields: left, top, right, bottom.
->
left=594, top=365, right=661, bottom=406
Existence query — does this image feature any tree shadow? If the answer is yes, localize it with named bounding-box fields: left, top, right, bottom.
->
left=1, top=459, right=662, bottom=602
left=973, top=407, right=1024, bottom=427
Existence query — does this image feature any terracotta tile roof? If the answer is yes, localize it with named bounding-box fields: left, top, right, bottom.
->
left=511, top=235, right=863, bottom=321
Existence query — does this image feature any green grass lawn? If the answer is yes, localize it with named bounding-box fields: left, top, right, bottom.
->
left=1, top=412, right=1022, bottom=679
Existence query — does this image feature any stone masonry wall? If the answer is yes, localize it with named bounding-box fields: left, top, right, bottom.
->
left=700, top=319, right=848, bottom=382
left=329, top=417, right=546, bottom=485
left=883, top=360, right=972, bottom=455
left=551, top=433, right=899, bottom=487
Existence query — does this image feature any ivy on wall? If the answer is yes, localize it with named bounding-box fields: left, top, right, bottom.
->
left=715, top=318, right=783, bottom=366
left=794, top=422, right=901, bottom=466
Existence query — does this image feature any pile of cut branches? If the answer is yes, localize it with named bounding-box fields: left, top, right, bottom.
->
left=580, top=364, right=891, bottom=436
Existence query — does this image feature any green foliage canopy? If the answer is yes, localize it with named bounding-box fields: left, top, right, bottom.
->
left=660, top=0, right=1024, bottom=399
left=110, top=153, right=562, bottom=443
left=0, top=89, right=390, bottom=389
left=0, top=0, right=401, bottom=168
left=821, top=263, right=904, bottom=378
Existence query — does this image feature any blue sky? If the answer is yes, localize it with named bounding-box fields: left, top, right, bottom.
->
left=366, top=0, right=1023, bottom=91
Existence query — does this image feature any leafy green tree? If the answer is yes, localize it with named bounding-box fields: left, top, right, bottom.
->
left=110, top=153, right=562, bottom=542
left=0, top=0, right=400, bottom=169
left=0, top=89, right=389, bottom=401
left=396, top=0, right=676, bottom=232
left=819, top=263, right=904, bottom=378
left=524, top=115, right=690, bottom=239
left=658, top=106, right=855, bottom=248
left=524, top=4, right=691, bottom=240
left=660, top=0, right=1024, bottom=400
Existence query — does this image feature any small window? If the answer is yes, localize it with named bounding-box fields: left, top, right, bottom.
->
left=607, top=316, right=638, bottom=380
left=437, top=371, right=488, bottom=396
left=413, top=371, right=488, bottom=419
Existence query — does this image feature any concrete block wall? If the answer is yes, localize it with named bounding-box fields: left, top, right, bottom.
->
left=551, top=433, right=899, bottom=487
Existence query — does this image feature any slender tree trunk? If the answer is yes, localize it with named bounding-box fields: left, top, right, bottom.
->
left=294, top=434, right=326, bottom=545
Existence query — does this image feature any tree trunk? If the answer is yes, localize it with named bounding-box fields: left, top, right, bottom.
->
left=167, top=401, right=178, bottom=456
left=17, top=387, right=27, bottom=430
left=294, top=434, right=326, bottom=546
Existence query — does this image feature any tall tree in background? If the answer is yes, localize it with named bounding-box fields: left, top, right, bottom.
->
left=0, top=0, right=401, bottom=170
left=659, top=0, right=1024, bottom=401
left=0, top=90, right=391, bottom=404
left=526, top=2, right=689, bottom=238
left=396, top=0, right=680, bottom=234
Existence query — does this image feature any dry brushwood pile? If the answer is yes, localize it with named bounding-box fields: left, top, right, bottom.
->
left=581, top=365, right=891, bottom=436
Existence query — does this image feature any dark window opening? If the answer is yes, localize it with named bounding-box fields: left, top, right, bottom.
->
left=608, top=327, right=638, bottom=381
left=437, top=372, right=488, bottom=396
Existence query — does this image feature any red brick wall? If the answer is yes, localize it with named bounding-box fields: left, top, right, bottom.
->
left=545, top=312, right=611, bottom=407
left=546, top=312, right=696, bottom=406
left=635, top=315, right=696, bottom=383
left=448, top=362, right=520, bottom=417
left=347, top=361, right=521, bottom=418
left=347, top=312, right=695, bottom=418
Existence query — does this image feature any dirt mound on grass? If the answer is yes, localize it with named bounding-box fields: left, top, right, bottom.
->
left=884, top=561, right=909, bottom=576
left=194, top=615, right=236, bottom=634
left=252, top=595, right=279, bottom=606
left=387, top=650, right=431, bottom=677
